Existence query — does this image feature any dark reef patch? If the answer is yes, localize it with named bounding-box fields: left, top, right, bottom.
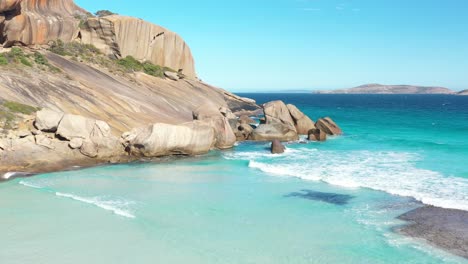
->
left=397, top=206, right=468, bottom=259
left=285, top=189, right=354, bottom=205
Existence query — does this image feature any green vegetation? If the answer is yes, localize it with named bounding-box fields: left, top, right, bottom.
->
left=95, top=10, right=116, bottom=17
left=5, top=47, right=32, bottom=66
left=20, top=56, right=32, bottom=67
left=0, top=101, right=40, bottom=131
left=48, top=40, right=174, bottom=79
left=49, top=40, right=100, bottom=57
left=118, top=56, right=143, bottom=72
left=0, top=54, right=7, bottom=65
left=48, top=39, right=69, bottom=56
left=3, top=101, right=40, bottom=115
left=118, top=56, right=175, bottom=78
left=33, top=52, right=48, bottom=65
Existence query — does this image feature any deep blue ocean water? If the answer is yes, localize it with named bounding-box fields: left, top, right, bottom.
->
left=1, top=94, right=467, bottom=263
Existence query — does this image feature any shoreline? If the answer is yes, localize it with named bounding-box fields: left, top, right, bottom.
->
left=3, top=145, right=467, bottom=260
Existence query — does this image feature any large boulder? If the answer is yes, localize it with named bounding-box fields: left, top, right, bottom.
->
left=271, top=139, right=285, bottom=154
left=263, top=100, right=296, bottom=131
left=251, top=100, right=298, bottom=141
left=124, top=122, right=215, bottom=157
left=34, top=108, right=64, bottom=132
left=234, top=123, right=254, bottom=141
left=286, top=104, right=316, bottom=135
left=193, top=104, right=236, bottom=149
left=250, top=123, right=298, bottom=141
left=56, top=114, right=95, bottom=140
left=316, top=117, right=342, bottom=135
left=239, top=115, right=256, bottom=124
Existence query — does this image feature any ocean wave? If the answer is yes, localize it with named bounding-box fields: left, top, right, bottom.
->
left=227, top=148, right=468, bottom=211
left=19, top=180, right=43, bottom=189
left=19, top=180, right=136, bottom=219
left=55, top=192, right=136, bottom=219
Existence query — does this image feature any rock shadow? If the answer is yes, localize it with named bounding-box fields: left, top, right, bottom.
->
left=285, top=189, right=354, bottom=205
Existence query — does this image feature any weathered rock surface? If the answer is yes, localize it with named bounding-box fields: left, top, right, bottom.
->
left=0, top=109, right=128, bottom=176
left=234, top=123, right=254, bottom=141
left=239, top=115, right=256, bottom=124
left=271, top=139, right=285, bottom=154
left=308, top=128, right=327, bottom=142
left=193, top=104, right=236, bottom=149
left=0, top=0, right=84, bottom=47
left=80, top=15, right=197, bottom=78
left=34, top=108, right=64, bottom=132
left=316, top=117, right=342, bottom=136
left=56, top=114, right=95, bottom=140
left=250, top=123, right=298, bottom=142
left=164, top=71, right=179, bottom=81
left=69, top=137, right=83, bottom=149
left=124, top=122, right=215, bottom=157
left=287, top=104, right=316, bottom=135
left=0, top=52, right=259, bottom=133
left=251, top=100, right=299, bottom=141
left=263, top=100, right=296, bottom=131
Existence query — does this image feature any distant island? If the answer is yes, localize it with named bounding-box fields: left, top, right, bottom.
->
left=314, top=84, right=456, bottom=95
left=458, top=90, right=468, bottom=96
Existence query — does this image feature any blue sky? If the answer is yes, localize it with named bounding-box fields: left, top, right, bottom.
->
left=75, top=0, right=468, bottom=92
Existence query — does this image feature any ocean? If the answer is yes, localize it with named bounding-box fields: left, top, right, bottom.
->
left=1, top=94, right=467, bottom=263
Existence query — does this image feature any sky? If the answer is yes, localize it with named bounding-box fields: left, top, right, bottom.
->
left=75, top=0, right=468, bottom=92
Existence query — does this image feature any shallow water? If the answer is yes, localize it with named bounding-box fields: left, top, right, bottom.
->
left=1, top=94, right=468, bottom=263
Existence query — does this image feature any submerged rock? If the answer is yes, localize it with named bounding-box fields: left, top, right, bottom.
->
left=270, top=139, right=285, bottom=154
left=398, top=206, right=468, bottom=259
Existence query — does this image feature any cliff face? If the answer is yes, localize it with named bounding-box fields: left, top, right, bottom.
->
left=80, top=16, right=197, bottom=78
left=1, top=0, right=196, bottom=78
left=0, top=0, right=262, bottom=176
left=0, top=0, right=82, bottom=46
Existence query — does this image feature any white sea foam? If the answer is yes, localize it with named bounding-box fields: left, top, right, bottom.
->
left=227, top=148, right=468, bottom=211
left=19, top=180, right=43, bottom=189
left=19, top=180, right=136, bottom=218
left=55, top=192, right=136, bottom=218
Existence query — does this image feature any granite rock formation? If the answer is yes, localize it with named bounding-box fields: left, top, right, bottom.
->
left=0, top=0, right=83, bottom=47
left=316, top=117, right=342, bottom=136
left=79, top=15, right=197, bottom=78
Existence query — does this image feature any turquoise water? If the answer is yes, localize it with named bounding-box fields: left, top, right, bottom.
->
left=1, top=94, right=468, bottom=263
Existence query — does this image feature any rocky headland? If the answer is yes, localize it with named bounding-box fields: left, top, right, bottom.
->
left=2, top=0, right=464, bottom=260
left=0, top=0, right=341, bottom=178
